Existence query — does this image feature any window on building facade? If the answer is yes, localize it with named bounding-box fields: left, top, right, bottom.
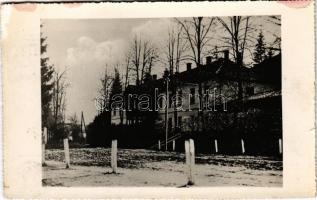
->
left=169, top=94, right=172, bottom=108
left=190, top=88, right=195, bottom=104
left=178, top=116, right=182, bottom=128
left=168, top=117, right=172, bottom=131
left=177, top=89, right=183, bottom=106
left=205, top=87, right=210, bottom=105
left=159, top=97, right=163, bottom=108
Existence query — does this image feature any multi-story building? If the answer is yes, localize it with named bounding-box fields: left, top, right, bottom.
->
left=113, top=51, right=282, bottom=154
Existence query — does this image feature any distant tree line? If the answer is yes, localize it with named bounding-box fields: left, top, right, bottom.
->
left=41, top=24, right=79, bottom=142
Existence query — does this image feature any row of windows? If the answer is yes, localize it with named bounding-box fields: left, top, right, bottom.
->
left=158, top=88, right=195, bottom=108
left=157, top=86, right=254, bottom=107
left=168, top=116, right=183, bottom=131
left=111, top=86, right=255, bottom=114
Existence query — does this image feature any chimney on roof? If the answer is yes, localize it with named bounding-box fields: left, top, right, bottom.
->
left=152, top=74, right=157, bottom=80
left=186, top=63, right=192, bottom=71
left=224, top=50, right=229, bottom=61
left=206, top=56, right=212, bottom=65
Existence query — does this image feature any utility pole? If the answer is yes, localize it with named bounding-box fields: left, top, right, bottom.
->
left=81, top=111, right=86, bottom=144
left=165, top=76, right=169, bottom=151
left=163, top=69, right=170, bottom=151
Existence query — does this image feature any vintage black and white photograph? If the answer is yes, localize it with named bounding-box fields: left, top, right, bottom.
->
left=41, top=16, right=282, bottom=187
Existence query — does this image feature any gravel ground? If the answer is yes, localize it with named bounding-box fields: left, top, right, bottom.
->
left=43, top=148, right=282, bottom=187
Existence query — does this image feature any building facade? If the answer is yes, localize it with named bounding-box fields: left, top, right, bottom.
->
left=111, top=51, right=282, bottom=154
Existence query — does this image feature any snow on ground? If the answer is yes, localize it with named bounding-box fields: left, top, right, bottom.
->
left=43, top=148, right=282, bottom=187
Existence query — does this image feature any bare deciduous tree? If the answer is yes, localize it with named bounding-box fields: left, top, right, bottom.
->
left=123, top=52, right=131, bottom=90
left=176, top=17, right=215, bottom=66
left=140, top=40, right=158, bottom=84
left=266, top=16, right=281, bottom=53
left=129, top=35, right=158, bottom=86
left=52, top=70, right=69, bottom=126
left=217, top=16, right=281, bottom=65
left=163, top=24, right=188, bottom=75
left=217, top=16, right=251, bottom=65
left=217, top=16, right=252, bottom=100
left=176, top=17, right=215, bottom=131
left=130, top=36, right=142, bottom=86
left=161, top=24, right=188, bottom=130
left=266, top=16, right=281, bottom=26
left=50, top=68, right=69, bottom=139
left=97, top=68, right=113, bottom=113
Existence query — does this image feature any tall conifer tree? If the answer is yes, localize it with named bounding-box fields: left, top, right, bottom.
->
left=253, top=31, right=266, bottom=64
left=41, top=25, right=55, bottom=128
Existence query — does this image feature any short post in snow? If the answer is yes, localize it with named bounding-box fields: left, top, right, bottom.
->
left=42, top=127, right=48, bottom=166
left=158, top=140, right=161, bottom=150
left=241, top=139, right=245, bottom=154
left=172, top=140, right=175, bottom=151
left=214, top=139, right=218, bottom=153
left=111, top=139, right=118, bottom=173
left=63, top=138, right=70, bottom=168
left=185, top=139, right=195, bottom=185
left=279, top=138, right=283, bottom=154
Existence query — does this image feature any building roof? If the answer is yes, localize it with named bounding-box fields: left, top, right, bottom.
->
left=126, top=53, right=281, bottom=92
left=175, top=58, right=243, bottom=83
left=249, top=53, right=281, bottom=85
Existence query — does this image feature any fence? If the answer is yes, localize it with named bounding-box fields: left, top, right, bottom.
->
left=154, top=132, right=283, bottom=156
left=42, top=126, right=282, bottom=186
left=42, top=127, right=71, bottom=169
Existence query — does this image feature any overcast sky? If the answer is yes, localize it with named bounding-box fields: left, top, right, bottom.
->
left=42, top=16, right=280, bottom=123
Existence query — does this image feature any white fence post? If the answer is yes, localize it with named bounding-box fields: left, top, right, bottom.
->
left=42, top=127, right=47, bottom=166
left=241, top=139, right=245, bottom=154
left=172, top=140, right=175, bottom=151
left=279, top=138, right=282, bottom=154
left=189, top=139, right=195, bottom=185
left=185, top=140, right=190, bottom=182
left=111, top=140, right=118, bottom=173
left=185, top=140, right=190, bottom=163
left=185, top=139, right=195, bottom=185
left=42, top=142, right=46, bottom=166
left=158, top=140, right=161, bottom=150
left=63, top=138, right=70, bottom=168
left=214, top=139, right=218, bottom=153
